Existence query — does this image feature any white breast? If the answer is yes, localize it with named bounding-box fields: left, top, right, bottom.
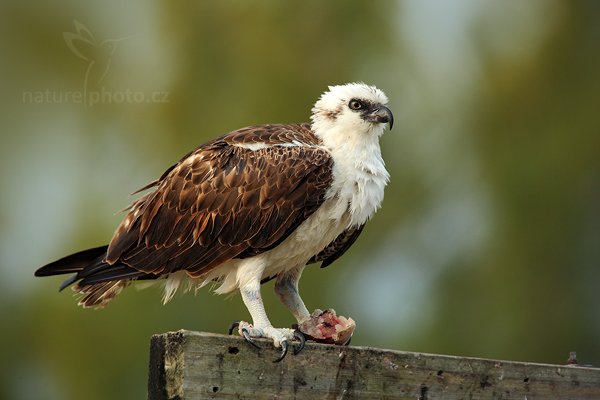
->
left=320, top=125, right=389, bottom=227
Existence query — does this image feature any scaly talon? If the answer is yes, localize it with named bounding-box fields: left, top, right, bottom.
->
left=274, top=340, right=289, bottom=363
left=242, top=328, right=261, bottom=349
left=293, top=330, right=306, bottom=355
left=227, top=321, right=240, bottom=335
left=230, top=322, right=300, bottom=360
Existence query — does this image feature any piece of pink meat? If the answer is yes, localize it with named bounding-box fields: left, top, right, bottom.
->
left=298, top=309, right=355, bottom=345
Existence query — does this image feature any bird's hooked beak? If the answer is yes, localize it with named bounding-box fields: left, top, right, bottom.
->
left=365, top=105, right=394, bottom=130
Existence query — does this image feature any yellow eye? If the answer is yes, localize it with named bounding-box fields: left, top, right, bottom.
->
left=349, top=99, right=362, bottom=110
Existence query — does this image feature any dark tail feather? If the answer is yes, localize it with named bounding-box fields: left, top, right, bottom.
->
left=35, top=245, right=109, bottom=277
left=78, top=264, right=148, bottom=286
left=35, top=245, right=109, bottom=292
left=73, top=263, right=155, bottom=308
left=59, top=274, right=80, bottom=291
left=35, top=245, right=152, bottom=297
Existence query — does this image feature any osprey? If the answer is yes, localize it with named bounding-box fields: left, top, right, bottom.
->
left=35, top=82, right=393, bottom=361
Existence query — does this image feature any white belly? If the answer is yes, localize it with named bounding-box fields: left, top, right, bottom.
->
left=204, top=196, right=351, bottom=295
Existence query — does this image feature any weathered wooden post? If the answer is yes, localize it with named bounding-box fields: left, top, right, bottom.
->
left=148, top=330, right=600, bottom=399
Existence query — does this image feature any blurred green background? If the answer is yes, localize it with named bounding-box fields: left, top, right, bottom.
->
left=1, top=1, right=599, bottom=399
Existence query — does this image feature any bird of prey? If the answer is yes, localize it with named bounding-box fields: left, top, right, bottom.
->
left=35, top=82, right=393, bottom=361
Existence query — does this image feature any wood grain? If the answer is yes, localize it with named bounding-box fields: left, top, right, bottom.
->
left=148, top=330, right=600, bottom=399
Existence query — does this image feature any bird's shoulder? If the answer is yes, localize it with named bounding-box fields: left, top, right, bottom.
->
left=133, top=123, right=325, bottom=194
left=217, top=122, right=323, bottom=148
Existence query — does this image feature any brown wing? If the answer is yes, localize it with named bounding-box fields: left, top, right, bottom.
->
left=308, top=225, right=365, bottom=269
left=100, top=124, right=332, bottom=280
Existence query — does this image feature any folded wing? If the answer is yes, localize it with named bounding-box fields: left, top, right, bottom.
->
left=78, top=124, right=334, bottom=285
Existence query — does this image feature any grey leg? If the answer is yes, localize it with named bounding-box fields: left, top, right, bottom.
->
left=274, top=265, right=310, bottom=324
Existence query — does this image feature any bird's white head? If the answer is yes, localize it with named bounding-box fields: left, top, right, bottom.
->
left=310, top=82, right=393, bottom=142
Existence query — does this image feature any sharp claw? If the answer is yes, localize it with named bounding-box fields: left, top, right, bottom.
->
left=274, top=340, right=289, bottom=363
left=344, top=336, right=352, bottom=346
left=293, top=330, right=306, bottom=355
left=227, top=321, right=240, bottom=335
left=242, top=328, right=261, bottom=349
